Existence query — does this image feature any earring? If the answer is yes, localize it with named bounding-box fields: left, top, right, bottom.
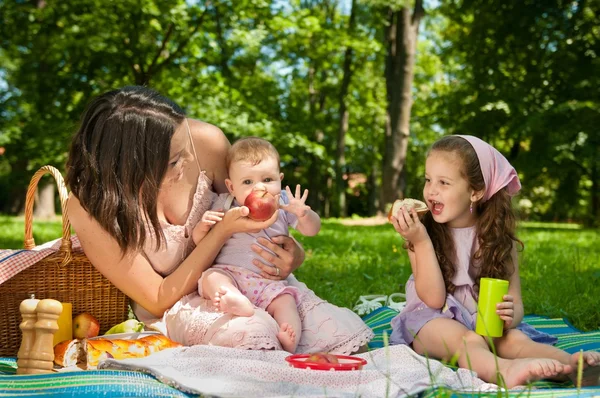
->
left=470, top=202, right=473, bottom=214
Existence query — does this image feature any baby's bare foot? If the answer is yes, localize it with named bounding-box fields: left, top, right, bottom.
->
left=277, top=322, right=297, bottom=353
left=569, top=351, right=600, bottom=386
left=500, top=358, right=572, bottom=388
left=213, top=286, right=255, bottom=317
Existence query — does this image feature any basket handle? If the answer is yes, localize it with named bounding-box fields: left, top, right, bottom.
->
left=24, top=165, right=72, bottom=266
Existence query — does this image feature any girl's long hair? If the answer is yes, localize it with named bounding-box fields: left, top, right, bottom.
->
left=410, top=136, right=523, bottom=294
left=66, top=86, right=186, bottom=254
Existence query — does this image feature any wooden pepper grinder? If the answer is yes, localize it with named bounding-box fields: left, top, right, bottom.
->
left=16, top=295, right=40, bottom=375
left=27, top=299, right=62, bottom=374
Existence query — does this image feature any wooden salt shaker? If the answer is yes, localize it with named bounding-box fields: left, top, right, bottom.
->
left=27, top=299, right=62, bottom=374
left=16, top=295, right=40, bottom=375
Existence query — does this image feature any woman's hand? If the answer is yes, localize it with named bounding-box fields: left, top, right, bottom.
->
left=390, top=207, right=428, bottom=245
left=497, top=294, right=515, bottom=329
left=251, top=236, right=305, bottom=280
left=218, top=205, right=279, bottom=236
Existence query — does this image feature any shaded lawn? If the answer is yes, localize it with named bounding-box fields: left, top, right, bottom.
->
left=1, top=215, right=598, bottom=331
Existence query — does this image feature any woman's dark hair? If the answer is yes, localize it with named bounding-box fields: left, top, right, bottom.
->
left=409, top=135, right=523, bottom=294
left=66, top=86, right=186, bottom=253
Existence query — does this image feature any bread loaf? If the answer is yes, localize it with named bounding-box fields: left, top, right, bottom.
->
left=388, top=198, right=429, bottom=221
left=53, top=334, right=182, bottom=369
left=53, top=339, right=81, bottom=367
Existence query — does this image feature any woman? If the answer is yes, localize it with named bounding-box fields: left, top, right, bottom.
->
left=66, top=86, right=373, bottom=352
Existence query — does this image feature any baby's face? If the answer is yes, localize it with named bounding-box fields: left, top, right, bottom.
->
left=226, top=156, right=283, bottom=205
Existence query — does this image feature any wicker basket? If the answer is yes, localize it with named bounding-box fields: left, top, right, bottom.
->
left=0, top=165, right=129, bottom=356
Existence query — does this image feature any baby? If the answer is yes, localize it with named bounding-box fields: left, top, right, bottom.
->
left=193, top=137, right=321, bottom=353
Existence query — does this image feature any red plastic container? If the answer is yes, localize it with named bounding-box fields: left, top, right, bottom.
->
left=285, top=354, right=367, bottom=371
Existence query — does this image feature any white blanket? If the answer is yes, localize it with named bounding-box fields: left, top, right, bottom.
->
left=99, top=345, right=498, bottom=397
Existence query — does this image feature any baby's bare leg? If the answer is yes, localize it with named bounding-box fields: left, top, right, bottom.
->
left=414, top=318, right=571, bottom=388
left=200, top=271, right=254, bottom=317
left=266, top=294, right=301, bottom=353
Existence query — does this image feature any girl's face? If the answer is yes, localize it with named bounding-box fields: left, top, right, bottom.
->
left=226, top=156, right=283, bottom=205
left=423, top=150, right=481, bottom=228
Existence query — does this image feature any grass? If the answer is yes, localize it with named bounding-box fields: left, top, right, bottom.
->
left=1, top=215, right=599, bottom=331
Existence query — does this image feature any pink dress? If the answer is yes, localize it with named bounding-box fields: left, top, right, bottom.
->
left=198, top=192, right=304, bottom=310
left=390, top=226, right=557, bottom=346
left=134, top=172, right=373, bottom=354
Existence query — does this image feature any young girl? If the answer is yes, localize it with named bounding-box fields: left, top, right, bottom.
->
left=193, top=137, right=371, bottom=353
left=389, top=135, right=599, bottom=388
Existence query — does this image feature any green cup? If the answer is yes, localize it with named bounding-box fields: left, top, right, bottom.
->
left=475, top=277, right=509, bottom=337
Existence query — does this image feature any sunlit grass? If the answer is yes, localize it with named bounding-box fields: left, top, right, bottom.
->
left=1, top=215, right=598, bottom=331
left=294, top=220, right=600, bottom=332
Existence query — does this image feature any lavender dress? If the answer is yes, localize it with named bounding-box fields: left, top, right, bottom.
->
left=390, top=226, right=556, bottom=346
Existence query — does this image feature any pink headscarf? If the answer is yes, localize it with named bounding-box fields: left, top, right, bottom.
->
left=456, top=135, right=521, bottom=202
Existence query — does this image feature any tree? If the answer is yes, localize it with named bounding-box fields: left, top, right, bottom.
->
left=438, top=0, right=600, bottom=225
left=380, top=0, right=425, bottom=212
left=334, top=0, right=357, bottom=217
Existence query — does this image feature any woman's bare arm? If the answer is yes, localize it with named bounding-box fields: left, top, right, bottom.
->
left=69, top=194, right=279, bottom=317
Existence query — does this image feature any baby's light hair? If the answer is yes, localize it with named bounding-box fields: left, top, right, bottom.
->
left=226, top=137, right=280, bottom=171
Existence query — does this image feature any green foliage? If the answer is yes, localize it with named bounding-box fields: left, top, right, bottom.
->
left=436, top=0, right=600, bottom=226
left=0, top=0, right=596, bottom=224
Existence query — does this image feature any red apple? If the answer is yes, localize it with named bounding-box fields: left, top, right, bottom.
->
left=72, top=313, right=100, bottom=339
left=306, top=352, right=339, bottom=364
left=244, top=190, right=278, bottom=221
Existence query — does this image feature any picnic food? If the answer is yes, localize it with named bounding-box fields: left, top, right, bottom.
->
left=53, top=334, right=182, bottom=369
left=387, top=198, right=429, bottom=221
left=72, top=313, right=100, bottom=339
left=286, top=353, right=367, bottom=371
left=105, top=319, right=145, bottom=335
left=306, top=352, right=339, bottom=364
left=53, top=339, right=80, bottom=367
left=244, top=190, right=278, bottom=221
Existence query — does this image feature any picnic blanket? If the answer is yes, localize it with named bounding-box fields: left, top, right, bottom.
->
left=1, top=312, right=598, bottom=397
left=99, top=344, right=496, bottom=397
left=0, top=235, right=83, bottom=285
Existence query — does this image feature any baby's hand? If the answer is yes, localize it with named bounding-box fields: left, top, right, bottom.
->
left=193, top=210, right=224, bottom=244
left=280, top=185, right=310, bottom=218
left=390, top=206, right=428, bottom=245
left=496, top=294, right=515, bottom=329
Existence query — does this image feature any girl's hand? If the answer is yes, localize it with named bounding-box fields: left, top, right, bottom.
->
left=497, top=294, right=515, bottom=329
left=280, top=185, right=310, bottom=218
left=251, top=236, right=304, bottom=280
left=219, top=205, right=279, bottom=235
left=390, top=207, right=428, bottom=244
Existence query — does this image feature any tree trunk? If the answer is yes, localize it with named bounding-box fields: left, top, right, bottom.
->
left=380, top=1, right=424, bottom=212
left=33, top=182, right=56, bottom=220
left=306, top=63, right=325, bottom=214
left=367, top=164, right=379, bottom=216
left=590, top=159, right=599, bottom=227
left=335, top=0, right=356, bottom=218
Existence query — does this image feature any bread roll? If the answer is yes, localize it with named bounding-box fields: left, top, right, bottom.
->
left=388, top=198, right=429, bottom=221
left=85, top=334, right=182, bottom=367
left=53, top=334, right=182, bottom=368
left=53, top=339, right=81, bottom=367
